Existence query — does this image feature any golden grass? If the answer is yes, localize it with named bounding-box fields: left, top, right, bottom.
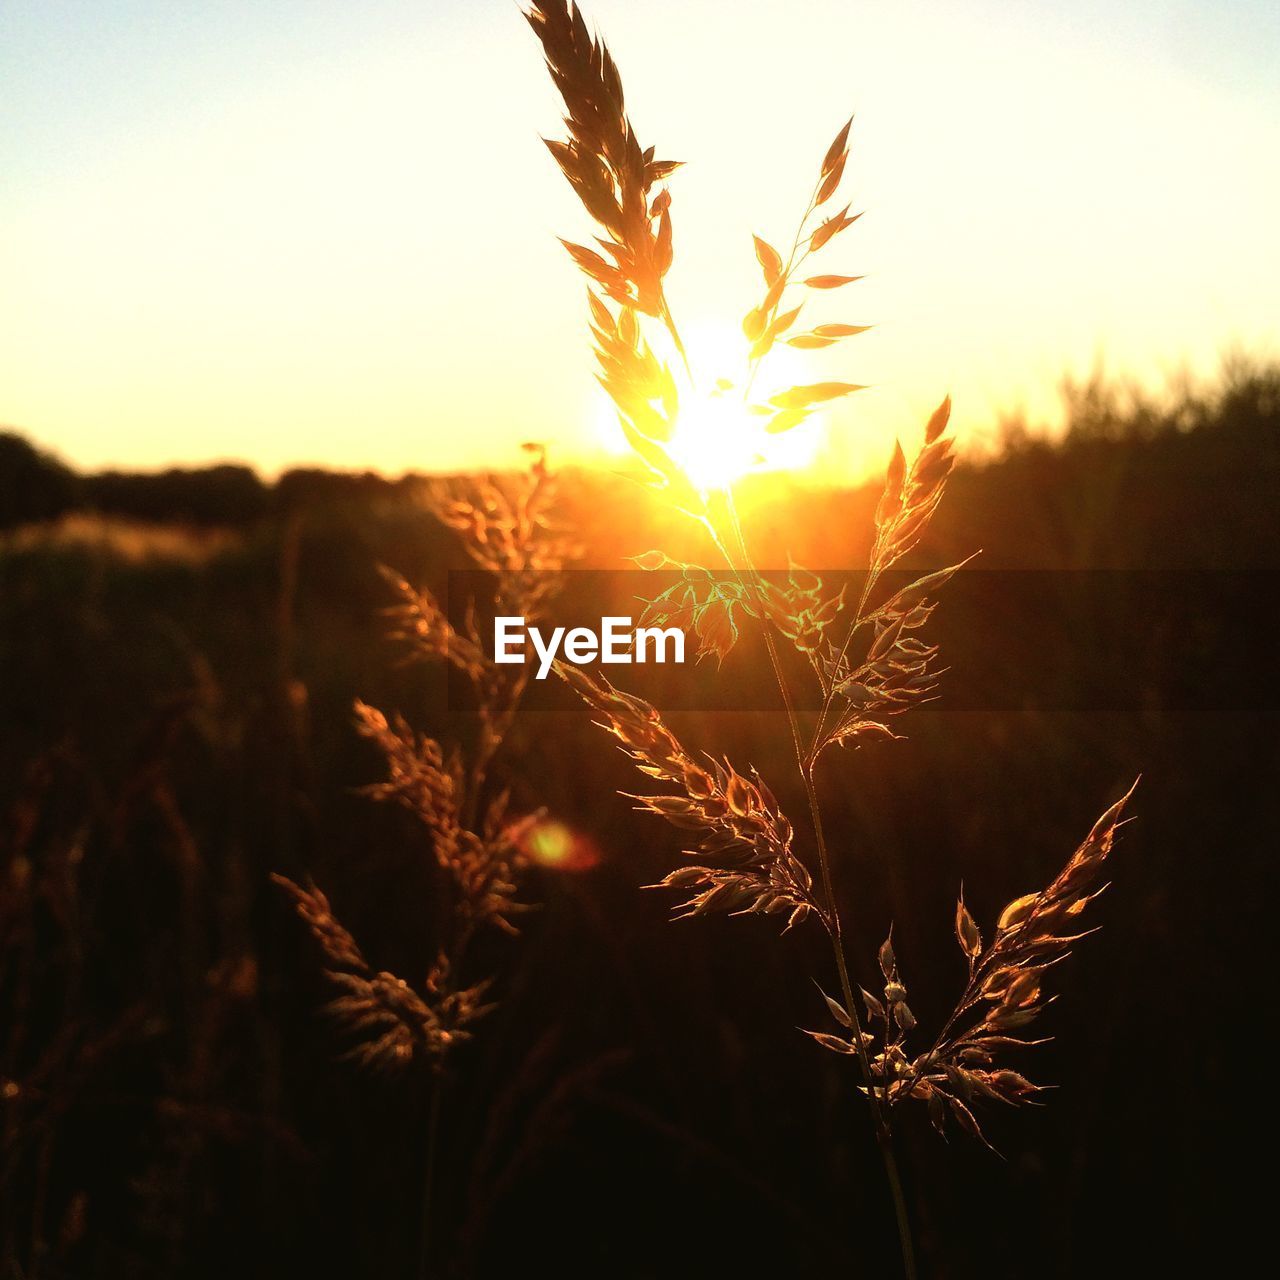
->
left=529, top=4, right=1139, bottom=1275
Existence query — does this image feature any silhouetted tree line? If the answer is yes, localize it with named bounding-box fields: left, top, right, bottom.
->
left=0, top=434, right=427, bottom=531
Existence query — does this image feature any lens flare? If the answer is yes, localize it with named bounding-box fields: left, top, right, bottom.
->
left=522, top=818, right=600, bottom=872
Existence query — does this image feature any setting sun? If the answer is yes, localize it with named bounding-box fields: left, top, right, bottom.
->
left=664, top=391, right=761, bottom=490
left=594, top=321, right=824, bottom=490
left=665, top=389, right=823, bottom=491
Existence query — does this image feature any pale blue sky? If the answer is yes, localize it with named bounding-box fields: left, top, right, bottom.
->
left=3, top=1, right=1278, bottom=477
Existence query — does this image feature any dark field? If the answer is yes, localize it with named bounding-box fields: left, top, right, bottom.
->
left=2, top=365, right=1277, bottom=1278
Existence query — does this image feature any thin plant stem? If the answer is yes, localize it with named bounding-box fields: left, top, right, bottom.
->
left=722, top=490, right=917, bottom=1280
left=419, top=1077, right=444, bottom=1280
left=804, top=752, right=916, bottom=1280
left=422, top=634, right=525, bottom=1274
left=742, top=179, right=821, bottom=402
left=660, top=296, right=693, bottom=382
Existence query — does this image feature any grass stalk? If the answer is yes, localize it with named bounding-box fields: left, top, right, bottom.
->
left=723, top=492, right=916, bottom=1279
left=419, top=1078, right=444, bottom=1280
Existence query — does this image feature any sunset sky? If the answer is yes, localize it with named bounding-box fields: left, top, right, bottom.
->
left=3, top=0, right=1278, bottom=480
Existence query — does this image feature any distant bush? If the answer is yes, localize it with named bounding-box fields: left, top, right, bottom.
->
left=0, top=432, right=79, bottom=530
left=992, top=353, right=1280, bottom=449
left=83, top=464, right=268, bottom=526
left=272, top=467, right=410, bottom=511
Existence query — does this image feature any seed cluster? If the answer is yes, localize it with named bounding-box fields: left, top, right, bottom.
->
left=559, top=664, right=818, bottom=929
left=275, top=450, right=574, bottom=1077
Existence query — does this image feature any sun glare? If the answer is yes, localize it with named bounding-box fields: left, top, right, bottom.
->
left=665, top=392, right=760, bottom=490
left=594, top=321, right=822, bottom=491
